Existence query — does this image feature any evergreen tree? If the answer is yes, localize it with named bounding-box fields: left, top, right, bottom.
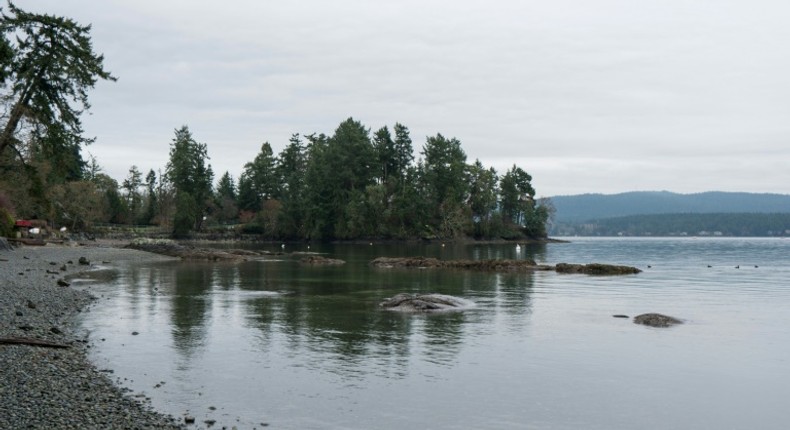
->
left=165, top=126, right=213, bottom=236
left=242, top=142, right=278, bottom=208
left=275, top=134, right=307, bottom=238
left=467, top=160, right=498, bottom=237
left=499, top=165, right=542, bottom=236
left=121, top=165, right=143, bottom=223
left=373, top=126, right=395, bottom=184
left=143, top=169, right=157, bottom=225
left=215, top=171, right=238, bottom=224
left=392, top=123, right=414, bottom=184
left=421, top=134, right=469, bottom=237
left=0, top=3, right=116, bottom=160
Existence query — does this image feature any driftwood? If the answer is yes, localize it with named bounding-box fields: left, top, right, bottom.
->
left=0, top=337, right=70, bottom=349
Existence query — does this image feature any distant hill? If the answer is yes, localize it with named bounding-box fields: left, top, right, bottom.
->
left=548, top=191, right=790, bottom=223
left=554, top=212, right=790, bottom=237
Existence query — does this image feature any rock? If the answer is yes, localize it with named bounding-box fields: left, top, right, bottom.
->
left=370, top=256, right=548, bottom=272
left=27, top=300, right=36, bottom=309
left=299, top=255, right=346, bottom=265
left=15, top=310, right=23, bottom=316
left=57, top=279, right=71, bottom=287
left=128, top=239, right=246, bottom=261
left=380, top=293, right=471, bottom=312
left=50, top=326, right=63, bottom=335
left=633, top=313, right=683, bottom=327
left=555, top=263, right=642, bottom=275
left=60, top=265, right=67, bottom=271
left=612, top=314, right=629, bottom=318
left=131, top=331, right=139, bottom=336
left=78, top=257, right=90, bottom=265
left=184, top=416, right=196, bottom=424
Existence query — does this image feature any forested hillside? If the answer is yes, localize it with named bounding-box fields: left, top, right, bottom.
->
left=550, top=191, right=790, bottom=223
left=552, top=213, right=790, bottom=237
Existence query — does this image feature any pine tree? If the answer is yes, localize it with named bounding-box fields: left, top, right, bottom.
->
left=0, top=2, right=116, bottom=160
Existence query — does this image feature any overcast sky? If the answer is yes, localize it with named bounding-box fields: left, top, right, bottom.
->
left=18, top=0, right=790, bottom=196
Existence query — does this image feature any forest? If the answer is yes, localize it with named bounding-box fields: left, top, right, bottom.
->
left=552, top=213, right=790, bottom=237
left=0, top=4, right=549, bottom=242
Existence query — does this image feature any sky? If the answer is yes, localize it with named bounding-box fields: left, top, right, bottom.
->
left=16, top=0, right=790, bottom=197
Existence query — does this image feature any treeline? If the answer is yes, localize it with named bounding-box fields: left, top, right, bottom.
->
left=553, top=213, right=790, bottom=237
left=0, top=118, right=550, bottom=241
left=113, top=119, right=549, bottom=240
left=0, top=4, right=549, bottom=242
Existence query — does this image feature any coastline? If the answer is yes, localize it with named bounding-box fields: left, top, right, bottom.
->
left=0, top=241, right=184, bottom=429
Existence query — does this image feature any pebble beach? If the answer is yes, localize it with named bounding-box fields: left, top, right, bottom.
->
left=0, top=241, right=184, bottom=429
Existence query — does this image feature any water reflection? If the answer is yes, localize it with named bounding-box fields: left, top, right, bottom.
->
left=105, top=247, right=539, bottom=382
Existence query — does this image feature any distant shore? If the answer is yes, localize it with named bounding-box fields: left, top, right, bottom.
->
left=0, top=241, right=183, bottom=429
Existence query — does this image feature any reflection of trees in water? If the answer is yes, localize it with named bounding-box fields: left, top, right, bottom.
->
left=417, top=312, right=466, bottom=367
left=141, top=247, right=537, bottom=380
left=240, top=264, right=536, bottom=380
left=170, top=263, right=213, bottom=358
left=469, top=242, right=547, bottom=262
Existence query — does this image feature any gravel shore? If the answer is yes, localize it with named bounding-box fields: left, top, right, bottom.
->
left=0, top=241, right=184, bottom=429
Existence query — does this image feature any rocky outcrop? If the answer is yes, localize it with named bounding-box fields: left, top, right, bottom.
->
left=371, top=257, right=552, bottom=272
left=371, top=257, right=638, bottom=275
left=128, top=239, right=246, bottom=261
left=633, top=313, right=683, bottom=327
left=554, top=263, right=641, bottom=275
left=379, top=293, right=472, bottom=312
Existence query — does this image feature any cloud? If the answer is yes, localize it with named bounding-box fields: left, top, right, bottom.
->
left=18, top=0, right=790, bottom=195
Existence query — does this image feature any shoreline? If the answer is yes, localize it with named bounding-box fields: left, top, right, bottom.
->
left=0, top=241, right=184, bottom=429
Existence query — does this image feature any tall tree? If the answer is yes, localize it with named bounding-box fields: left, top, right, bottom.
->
left=467, top=160, right=498, bottom=237
left=421, top=134, right=469, bottom=237
left=241, top=142, right=278, bottom=208
left=499, top=165, right=537, bottom=228
left=143, top=169, right=157, bottom=225
left=391, top=123, right=414, bottom=184
left=121, top=165, right=143, bottom=222
left=215, top=171, right=238, bottom=224
left=373, top=126, right=395, bottom=184
left=275, top=134, right=307, bottom=238
left=165, top=126, right=213, bottom=236
left=0, top=2, right=116, bottom=160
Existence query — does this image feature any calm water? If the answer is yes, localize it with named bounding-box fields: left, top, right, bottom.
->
left=79, top=238, right=790, bottom=429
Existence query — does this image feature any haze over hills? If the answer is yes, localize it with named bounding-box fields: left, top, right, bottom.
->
left=548, top=191, right=790, bottom=223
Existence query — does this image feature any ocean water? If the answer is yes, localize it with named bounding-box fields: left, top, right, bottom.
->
left=79, top=238, right=790, bottom=429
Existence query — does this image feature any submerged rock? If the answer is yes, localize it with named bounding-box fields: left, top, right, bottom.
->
left=555, top=263, right=641, bottom=275
left=370, top=257, right=548, bottom=272
left=299, top=255, right=346, bottom=265
left=379, top=293, right=472, bottom=312
left=633, top=313, right=683, bottom=327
